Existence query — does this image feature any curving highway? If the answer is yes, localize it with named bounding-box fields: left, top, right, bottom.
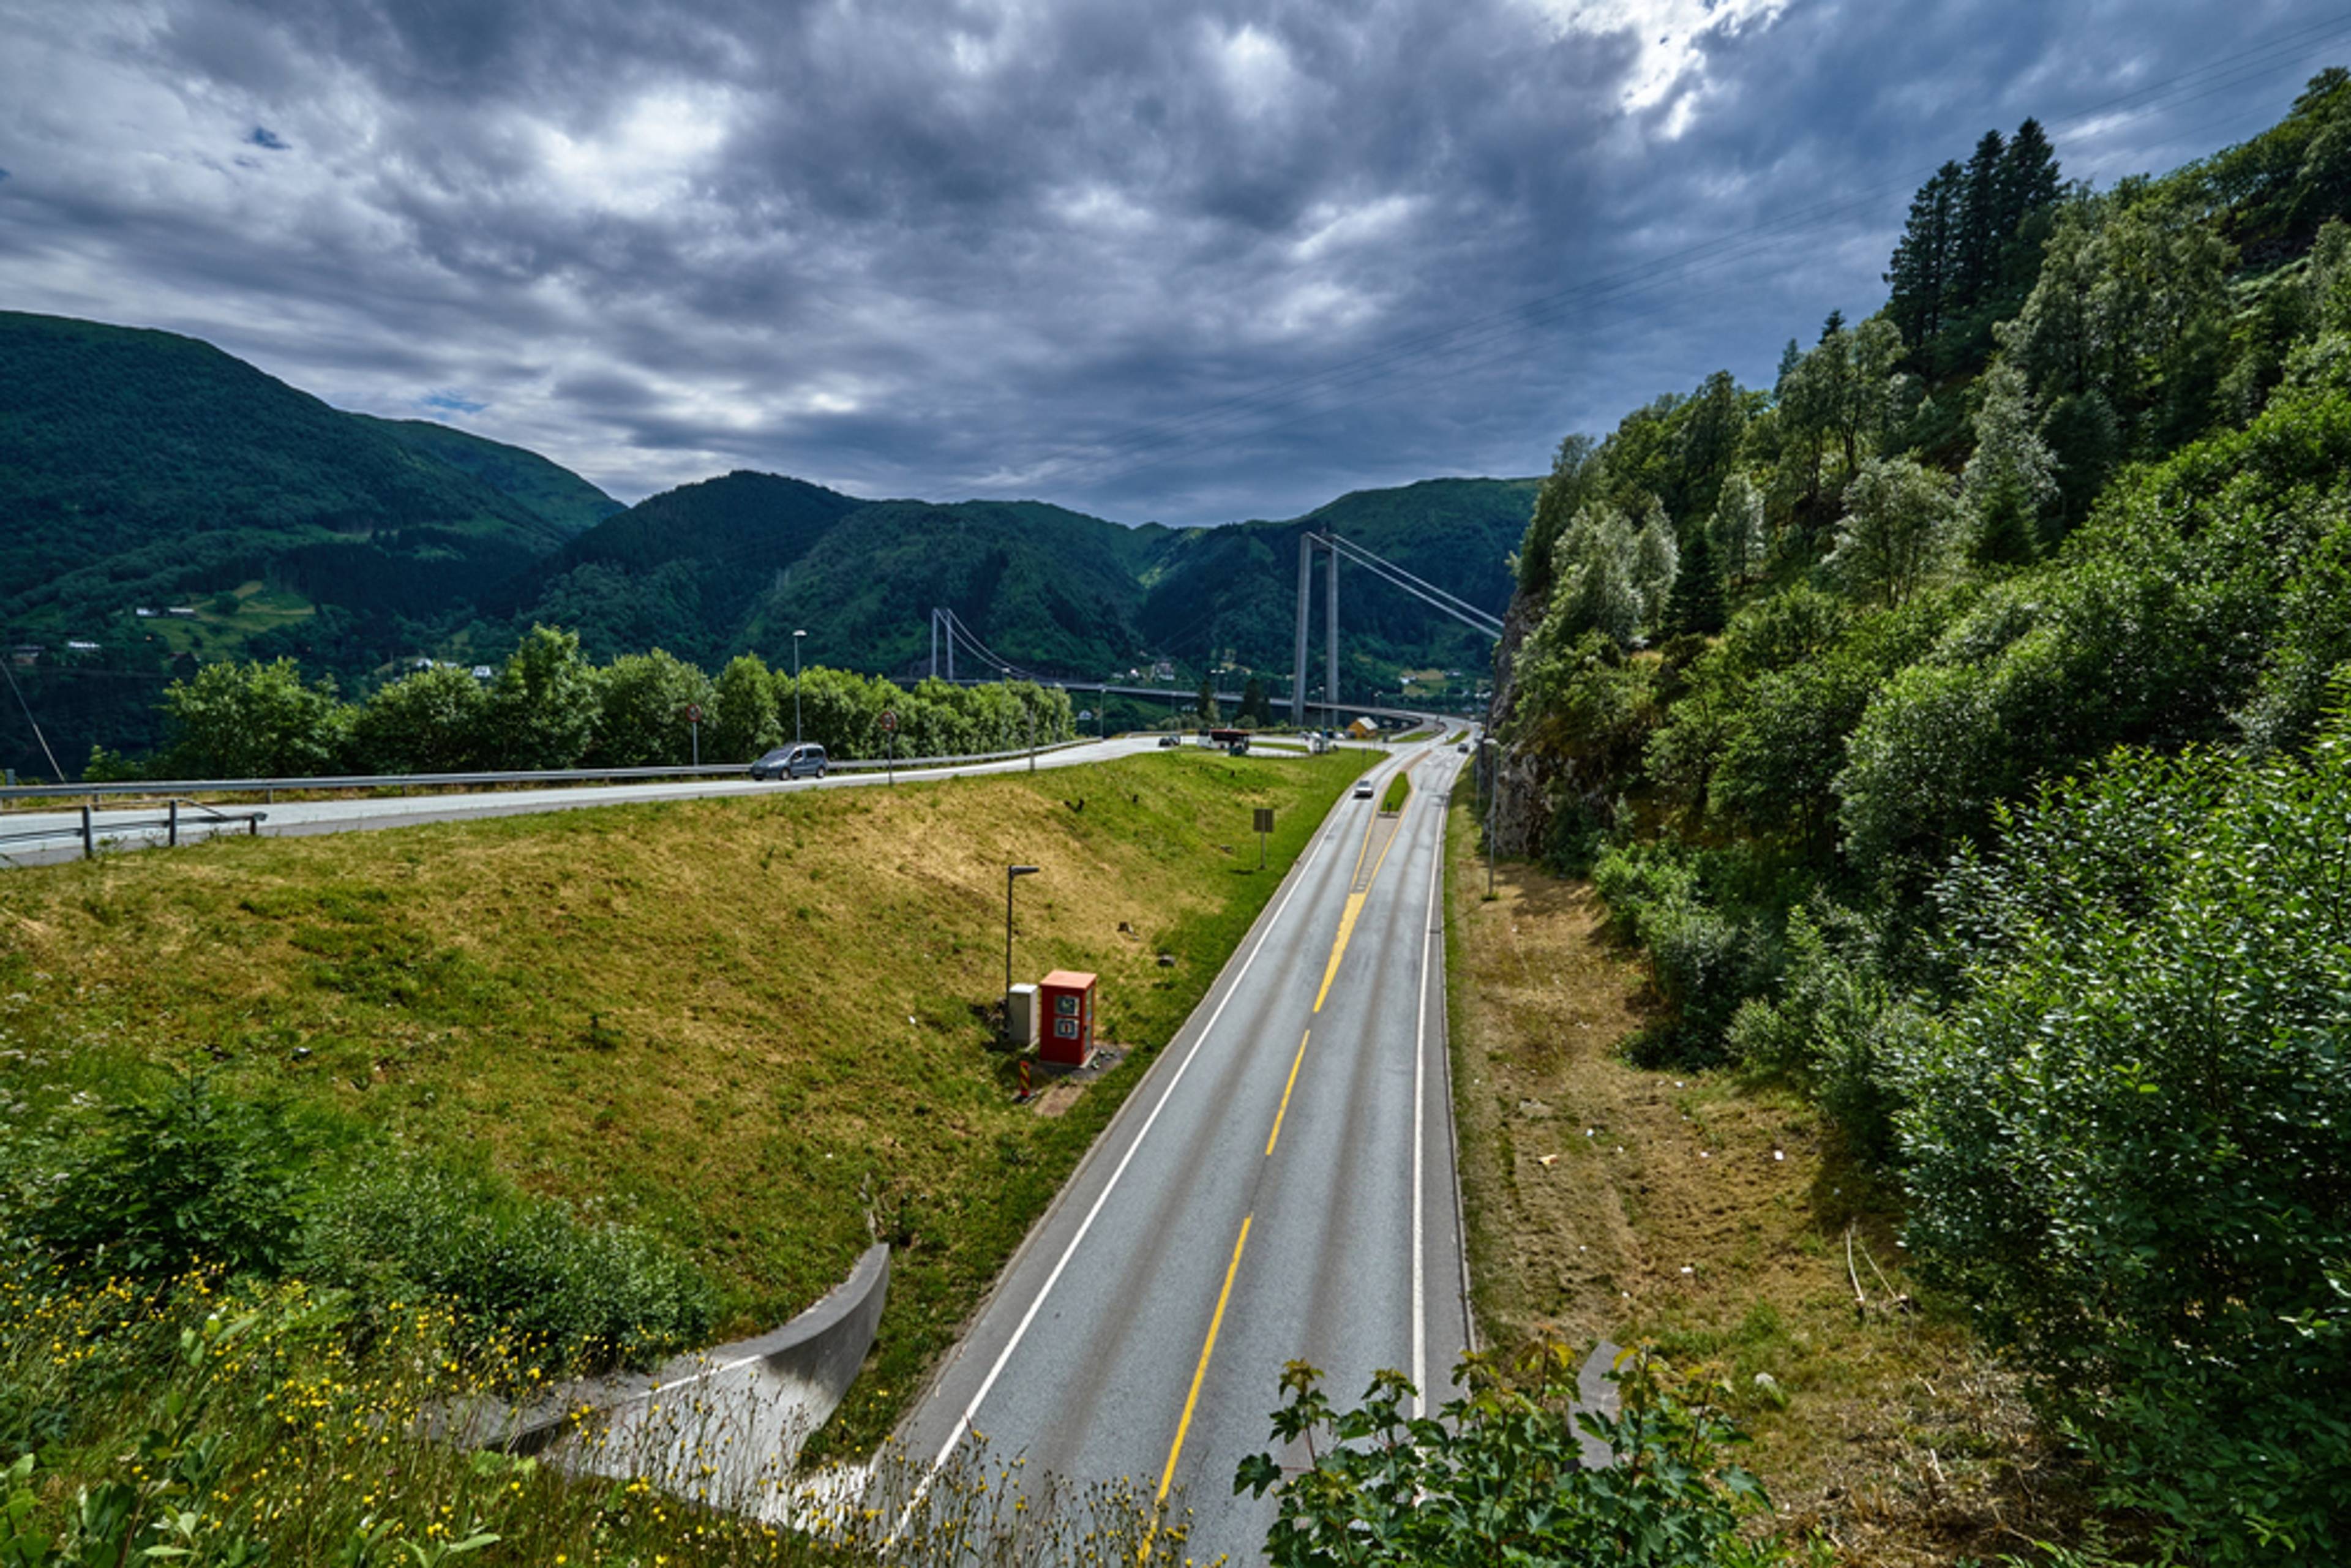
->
left=898, top=737, right=1474, bottom=1561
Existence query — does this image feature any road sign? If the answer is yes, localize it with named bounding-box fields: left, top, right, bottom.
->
left=1253, top=808, right=1275, bottom=833
left=1078, top=710, right=1093, bottom=721
left=880, top=710, right=898, bottom=733
left=685, top=703, right=702, bottom=724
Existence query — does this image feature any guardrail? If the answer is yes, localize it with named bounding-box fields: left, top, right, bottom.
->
left=0, top=798, right=267, bottom=860
left=0, top=739, right=1096, bottom=807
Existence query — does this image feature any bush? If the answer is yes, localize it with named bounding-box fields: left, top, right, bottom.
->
left=0, top=1074, right=714, bottom=1376
left=1893, top=724, right=2351, bottom=1562
left=1237, top=1344, right=1804, bottom=1567
left=1593, top=843, right=1780, bottom=1067
left=0, top=1073, right=309, bottom=1280
left=304, top=1158, right=715, bottom=1371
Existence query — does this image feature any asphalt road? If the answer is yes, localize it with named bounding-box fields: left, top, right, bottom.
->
left=898, top=738, right=1474, bottom=1561
left=0, top=735, right=1183, bottom=868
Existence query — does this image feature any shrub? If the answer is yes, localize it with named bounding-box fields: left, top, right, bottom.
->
left=1237, top=1344, right=1804, bottom=1567
left=304, top=1158, right=714, bottom=1371
left=0, top=1073, right=309, bottom=1280
left=1893, top=724, right=2351, bottom=1562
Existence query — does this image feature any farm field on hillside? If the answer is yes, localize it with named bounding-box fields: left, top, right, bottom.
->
left=0, top=748, right=1366, bottom=1449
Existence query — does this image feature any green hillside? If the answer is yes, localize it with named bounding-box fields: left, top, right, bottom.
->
left=1485, top=72, right=2351, bottom=1562
left=0, top=308, right=1530, bottom=779
left=0, top=313, right=585, bottom=633
left=352, top=415, right=623, bottom=538
left=503, top=477, right=1532, bottom=690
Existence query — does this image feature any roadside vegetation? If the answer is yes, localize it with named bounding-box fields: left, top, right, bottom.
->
left=69, top=625, right=1078, bottom=784
left=1378, top=773, right=1410, bottom=812
left=1483, top=73, right=2351, bottom=1562
left=0, top=748, right=1366, bottom=1553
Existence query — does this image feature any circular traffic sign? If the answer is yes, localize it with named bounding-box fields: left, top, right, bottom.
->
left=880, top=710, right=898, bottom=732
left=685, top=703, right=702, bottom=724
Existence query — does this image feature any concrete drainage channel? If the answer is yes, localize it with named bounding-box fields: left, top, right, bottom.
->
left=451, top=1244, right=890, bottom=1521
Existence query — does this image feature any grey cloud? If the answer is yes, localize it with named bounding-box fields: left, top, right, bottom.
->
left=0, top=0, right=2337, bottom=523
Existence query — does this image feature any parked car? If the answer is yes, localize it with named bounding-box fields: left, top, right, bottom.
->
left=1352, top=778, right=1376, bottom=800
left=751, top=743, right=828, bottom=779
left=1158, top=734, right=1182, bottom=748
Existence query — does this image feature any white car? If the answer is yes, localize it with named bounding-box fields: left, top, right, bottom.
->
left=1352, top=779, right=1376, bottom=800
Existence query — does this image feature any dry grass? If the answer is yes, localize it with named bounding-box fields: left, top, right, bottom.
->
left=0, top=750, right=1366, bottom=1454
left=1441, top=793, right=2082, bottom=1566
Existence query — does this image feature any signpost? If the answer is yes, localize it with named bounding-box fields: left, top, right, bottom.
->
left=881, top=710, right=898, bottom=784
left=685, top=703, right=702, bottom=767
left=1254, top=806, right=1273, bottom=869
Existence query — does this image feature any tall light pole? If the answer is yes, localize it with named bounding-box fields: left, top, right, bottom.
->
left=1005, top=864, right=1041, bottom=1041
left=792, top=629, right=807, bottom=746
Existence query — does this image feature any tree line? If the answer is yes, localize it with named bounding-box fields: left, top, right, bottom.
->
left=1491, top=70, right=2351, bottom=1562
left=90, top=625, right=1077, bottom=780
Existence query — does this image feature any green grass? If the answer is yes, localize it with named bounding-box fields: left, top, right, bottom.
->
left=1381, top=772, right=1411, bottom=812
left=0, top=749, right=1366, bottom=1452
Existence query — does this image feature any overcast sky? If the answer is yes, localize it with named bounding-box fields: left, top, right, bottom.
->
left=2, top=1, right=2344, bottom=525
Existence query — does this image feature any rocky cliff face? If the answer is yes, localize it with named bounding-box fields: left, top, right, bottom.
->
left=1483, top=579, right=1554, bottom=858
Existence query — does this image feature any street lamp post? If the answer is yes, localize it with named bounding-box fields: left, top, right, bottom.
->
left=792, top=629, right=807, bottom=747
left=1005, top=864, right=1041, bottom=1042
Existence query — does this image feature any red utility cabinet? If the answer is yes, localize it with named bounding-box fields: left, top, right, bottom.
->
left=1038, top=970, right=1098, bottom=1067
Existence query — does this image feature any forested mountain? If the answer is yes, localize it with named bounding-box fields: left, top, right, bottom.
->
left=350, top=415, right=626, bottom=538
left=1487, top=69, right=2351, bottom=1561
left=0, top=308, right=1528, bottom=776
left=502, top=471, right=1531, bottom=686
left=0, top=312, right=611, bottom=633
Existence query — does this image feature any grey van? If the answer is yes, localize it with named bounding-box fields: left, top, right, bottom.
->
left=751, top=743, right=828, bottom=780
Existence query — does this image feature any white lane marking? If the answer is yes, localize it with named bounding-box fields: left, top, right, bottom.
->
left=900, top=787, right=1343, bottom=1518
left=1409, top=756, right=1445, bottom=1419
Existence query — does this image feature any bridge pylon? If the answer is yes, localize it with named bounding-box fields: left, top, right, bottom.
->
left=1292, top=534, right=1340, bottom=727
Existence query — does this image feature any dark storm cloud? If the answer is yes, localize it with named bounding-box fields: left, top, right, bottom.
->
left=0, top=0, right=2339, bottom=521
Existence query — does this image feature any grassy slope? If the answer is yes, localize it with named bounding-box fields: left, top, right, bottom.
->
left=0, top=749, right=1367, bottom=1448
left=1441, top=795, right=2066, bottom=1563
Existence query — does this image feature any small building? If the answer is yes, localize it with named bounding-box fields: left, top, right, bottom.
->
left=1347, top=716, right=1381, bottom=740
left=9, top=645, right=40, bottom=669
left=165, top=606, right=198, bottom=618
left=470, top=664, right=495, bottom=681
left=134, top=608, right=158, bottom=618
left=65, top=640, right=101, bottom=653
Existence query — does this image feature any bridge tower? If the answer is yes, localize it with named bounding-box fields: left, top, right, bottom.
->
left=1292, top=534, right=1340, bottom=727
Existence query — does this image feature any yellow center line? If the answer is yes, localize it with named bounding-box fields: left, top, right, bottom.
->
left=1155, top=1214, right=1253, bottom=1505
left=1313, top=760, right=1423, bottom=1011
left=1265, top=1029, right=1311, bottom=1155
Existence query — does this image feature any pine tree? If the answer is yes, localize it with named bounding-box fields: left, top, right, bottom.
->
left=1665, top=516, right=1725, bottom=636
left=1886, top=163, right=1962, bottom=366
left=1999, top=118, right=2063, bottom=235
left=1954, top=130, right=2008, bottom=312
left=1196, top=674, right=1219, bottom=726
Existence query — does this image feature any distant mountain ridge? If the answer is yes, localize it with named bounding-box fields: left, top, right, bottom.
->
left=0, top=309, right=1530, bottom=775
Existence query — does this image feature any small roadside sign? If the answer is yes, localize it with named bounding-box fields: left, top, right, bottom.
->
left=1079, top=709, right=1093, bottom=721
left=880, top=710, right=898, bottom=733
left=1253, top=806, right=1273, bottom=870
left=685, top=703, right=702, bottom=724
